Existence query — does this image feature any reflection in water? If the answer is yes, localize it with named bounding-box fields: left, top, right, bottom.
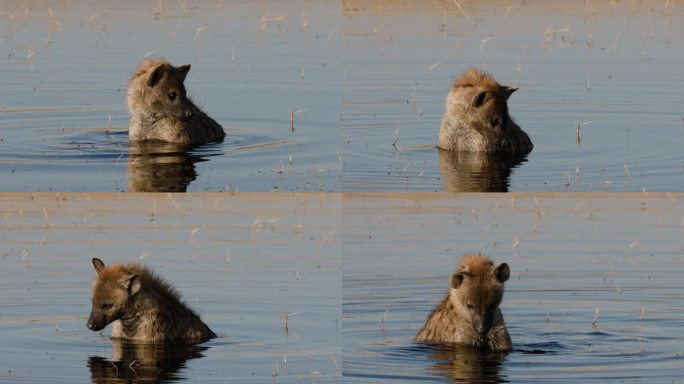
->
left=426, top=344, right=507, bottom=383
left=438, top=149, right=528, bottom=192
left=128, top=142, right=205, bottom=192
left=88, top=339, right=209, bottom=383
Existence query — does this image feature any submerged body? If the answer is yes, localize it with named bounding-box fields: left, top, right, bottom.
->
left=438, top=68, right=532, bottom=153
left=416, top=253, right=512, bottom=351
left=438, top=148, right=528, bottom=192
left=87, top=258, right=216, bottom=343
left=127, top=58, right=225, bottom=145
left=127, top=142, right=199, bottom=192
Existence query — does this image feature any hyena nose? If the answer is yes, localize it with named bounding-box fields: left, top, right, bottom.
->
left=87, top=315, right=101, bottom=331
left=473, top=318, right=487, bottom=334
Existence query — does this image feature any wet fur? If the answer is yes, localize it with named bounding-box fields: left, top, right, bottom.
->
left=415, top=254, right=512, bottom=351
left=127, top=58, right=225, bottom=145
left=88, top=258, right=216, bottom=343
left=438, top=68, right=532, bottom=153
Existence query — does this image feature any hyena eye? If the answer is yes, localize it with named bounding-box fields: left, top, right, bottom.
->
left=168, top=91, right=177, bottom=101
left=101, top=303, right=113, bottom=311
left=466, top=304, right=475, bottom=310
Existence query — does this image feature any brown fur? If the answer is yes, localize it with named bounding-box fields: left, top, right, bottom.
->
left=438, top=67, right=532, bottom=153
left=127, top=58, right=225, bottom=145
left=415, top=253, right=512, bottom=351
left=87, top=258, right=216, bottom=343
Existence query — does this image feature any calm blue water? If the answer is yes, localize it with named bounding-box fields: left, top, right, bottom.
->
left=342, top=1, right=684, bottom=192
left=343, top=193, right=684, bottom=382
left=1, top=1, right=683, bottom=383
left=0, top=193, right=341, bottom=383
left=1, top=1, right=682, bottom=192
left=0, top=1, right=340, bottom=192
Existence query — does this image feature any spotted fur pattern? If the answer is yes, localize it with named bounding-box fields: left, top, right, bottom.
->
left=416, top=253, right=512, bottom=351
left=88, top=258, right=216, bottom=343
left=127, top=59, right=225, bottom=145
left=438, top=67, right=532, bottom=153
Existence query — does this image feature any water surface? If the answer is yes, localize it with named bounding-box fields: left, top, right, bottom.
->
left=0, top=193, right=341, bottom=383
left=343, top=193, right=684, bottom=382
left=0, top=1, right=340, bottom=191
left=342, top=1, right=684, bottom=192
left=3, top=1, right=683, bottom=192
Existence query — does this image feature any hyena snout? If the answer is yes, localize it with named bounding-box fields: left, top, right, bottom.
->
left=87, top=311, right=107, bottom=332
left=475, top=320, right=488, bottom=335
left=171, top=101, right=194, bottom=121
left=471, top=313, right=492, bottom=336
left=165, top=100, right=194, bottom=122
left=472, top=315, right=484, bottom=335
left=487, top=104, right=508, bottom=132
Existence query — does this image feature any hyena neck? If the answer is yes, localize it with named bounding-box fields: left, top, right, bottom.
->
left=440, top=115, right=530, bottom=153
left=120, top=268, right=187, bottom=339
left=432, top=295, right=463, bottom=330
left=439, top=117, right=491, bottom=152
left=118, top=309, right=144, bottom=338
left=137, top=111, right=164, bottom=130
left=129, top=111, right=160, bottom=140
left=442, top=295, right=481, bottom=341
left=440, top=295, right=459, bottom=317
left=416, top=295, right=461, bottom=342
left=131, top=112, right=184, bottom=143
left=120, top=282, right=190, bottom=339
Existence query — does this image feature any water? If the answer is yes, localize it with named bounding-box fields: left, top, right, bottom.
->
left=1, top=193, right=683, bottom=382
left=0, top=1, right=341, bottom=192
left=2, top=1, right=683, bottom=192
left=1, top=1, right=684, bottom=383
left=342, top=1, right=684, bottom=192
left=0, top=193, right=341, bottom=383
left=343, top=193, right=684, bottom=382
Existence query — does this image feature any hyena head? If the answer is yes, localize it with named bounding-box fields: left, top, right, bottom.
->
left=446, top=68, right=517, bottom=135
left=143, top=62, right=194, bottom=122
left=449, top=254, right=510, bottom=336
left=87, top=258, right=141, bottom=332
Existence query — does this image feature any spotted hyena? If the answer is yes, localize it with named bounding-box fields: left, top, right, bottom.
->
left=415, top=253, right=512, bottom=351
left=127, top=58, right=225, bottom=145
left=87, top=258, right=216, bottom=343
left=438, top=67, right=532, bottom=153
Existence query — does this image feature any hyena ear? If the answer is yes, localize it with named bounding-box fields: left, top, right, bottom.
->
left=472, top=91, right=488, bottom=108
left=121, top=273, right=142, bottom=295
left=92, top=258, right=105, bottom=274
left=501, top=86, right=518, bottom=100
left=177, top=64, right=191, bottom=83
left=147, top=64, right=166, bottom=88
left=494, top=263, right=510, bottom=283
left=450, top=272, right=465, bottom=289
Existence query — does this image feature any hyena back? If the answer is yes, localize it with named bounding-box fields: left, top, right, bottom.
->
left=438, top=67, right=532, bottom=153
left=415, top=253, right=512, bottom=351
left=87, top=258, right=216, bottom=343
left=127, top=59, right=225, bottom=145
